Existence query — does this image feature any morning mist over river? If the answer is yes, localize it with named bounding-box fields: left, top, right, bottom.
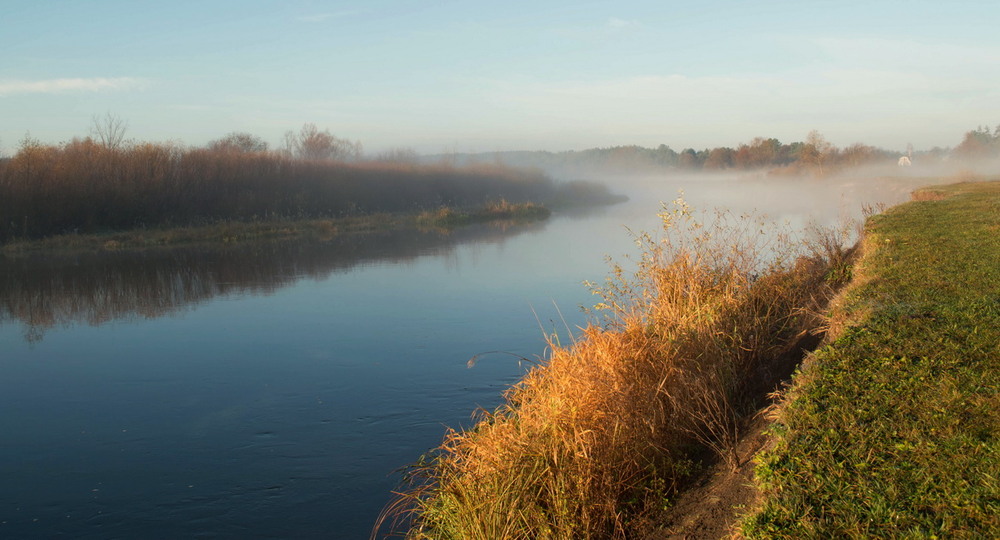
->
left=5, top=0, right=999, bottom=535
left=1, top=172, right=931, bottom=538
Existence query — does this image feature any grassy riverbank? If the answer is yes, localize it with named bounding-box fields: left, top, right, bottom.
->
left=380, top=199, right=858, bottom=538
left=0, top=201, right=552, bottom=254
left=742, top=180, right=1000, bottom=538
left=380, top=179, right=1000, bottom=539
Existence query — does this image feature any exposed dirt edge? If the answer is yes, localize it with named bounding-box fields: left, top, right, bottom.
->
left=645, top=241, right=867, bottom=539
left=641, top=405, right=776, bottom=540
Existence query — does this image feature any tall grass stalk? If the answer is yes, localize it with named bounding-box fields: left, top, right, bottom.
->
left=378, top=198, right=857, bottom=539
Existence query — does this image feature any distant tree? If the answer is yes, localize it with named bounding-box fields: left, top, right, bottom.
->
left=921, top=146, right=950, bottom=162
left=779, top=141, right=803, bottom=165
left=953, top=125, right=999, bottom=158
left=750, top=137, right=781, bottom=167
left=840, top=143, right=880, bottom=167
left=208, top=132, right=269, bottom=153
left=9, top=132, right=53, bottom=184
left=285, top=123, right=362, bottom=162
left=799, top=130, right=834, bottom=175
left=654, top=144, right=679, bottom=167
left=677, top=148, right=702, bottom=169
left=296, top=123, right=336, bottom=161
left=376, top=147, right=420, bottom=164
left=281, top=130, right=298, bottom=158
left=90, top=112, right=129, bottom=150
left=703, top=147, right=734, bottom=170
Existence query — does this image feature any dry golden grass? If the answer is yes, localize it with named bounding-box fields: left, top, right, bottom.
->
left=377, top=198, right=857, bottom=539
left=910, top=188, right=948, bottom=202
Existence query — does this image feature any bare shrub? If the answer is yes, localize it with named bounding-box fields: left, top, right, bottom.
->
left=90, top=112, right=129, bottom=150
left=285, top=123, right=363, bottom=162
left=207, top=132, right=269, bottom=154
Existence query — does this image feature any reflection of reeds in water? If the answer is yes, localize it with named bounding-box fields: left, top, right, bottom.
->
left=380, top=199, right=858, bottom=539
left=0, top=220, right=547, bottom=343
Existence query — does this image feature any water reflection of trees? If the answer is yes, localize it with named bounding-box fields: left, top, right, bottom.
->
left=0, top=221, right=546, bottom=343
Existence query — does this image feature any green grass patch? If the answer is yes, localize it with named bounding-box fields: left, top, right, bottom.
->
left=416, top=200, right=551, bottom=228
left=742, top=180, right=1000, bottom=538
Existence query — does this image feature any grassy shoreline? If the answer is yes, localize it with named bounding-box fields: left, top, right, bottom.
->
left=742, top=180, right=1000, bottom=538
left=379, top=179, right=999, bottom=539
left=380, top=199, right=858, bottom=538
left=0, top=201, right=552, bottom=254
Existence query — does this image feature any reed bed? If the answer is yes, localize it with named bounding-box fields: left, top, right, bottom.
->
left=378, top=198, right=856, bottom=539
left=0, top=137, right=615, bottom=242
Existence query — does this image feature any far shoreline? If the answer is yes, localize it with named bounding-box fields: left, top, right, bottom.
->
left=0, top=201, right=558, bottom=255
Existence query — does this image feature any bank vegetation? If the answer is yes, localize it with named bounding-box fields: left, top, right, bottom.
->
left=376, top=179, right=1000, bottom=539
left=742, top=179, right=1000, bottom=538
left=378, top=197, right=860, bottom=538
left=0, top=124, right=620, bottom=244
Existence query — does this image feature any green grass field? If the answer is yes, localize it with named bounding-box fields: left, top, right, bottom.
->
left=743, top=180, right=1000, bottom=538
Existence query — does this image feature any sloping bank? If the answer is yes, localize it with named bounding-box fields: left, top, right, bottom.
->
left=379, top=198, right=861, bottom=539
left=742, top=180, right=1000, bottom=538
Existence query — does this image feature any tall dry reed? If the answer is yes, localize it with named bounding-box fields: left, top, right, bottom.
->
left=377, top=197, right=857, bottom=539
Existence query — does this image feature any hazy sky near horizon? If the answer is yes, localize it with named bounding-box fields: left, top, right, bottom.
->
left=2, top=0, right=998, bottom=155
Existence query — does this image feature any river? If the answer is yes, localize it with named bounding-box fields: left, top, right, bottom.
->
left=0, top=173, right=928, bottom=538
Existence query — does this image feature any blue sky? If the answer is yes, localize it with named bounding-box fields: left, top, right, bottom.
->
left=2, top=0, right=998, bottom=155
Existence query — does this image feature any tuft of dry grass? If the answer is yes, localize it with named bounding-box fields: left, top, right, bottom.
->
left=377, top=198, right=857, bottom=539
left=910, top=189, right=948, bottom=202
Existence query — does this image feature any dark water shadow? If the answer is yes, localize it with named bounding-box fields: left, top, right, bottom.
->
left=0, top=220, right=548, bottom=343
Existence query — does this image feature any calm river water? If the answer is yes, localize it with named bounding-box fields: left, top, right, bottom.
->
left=0, top=174, right=926, bottom=538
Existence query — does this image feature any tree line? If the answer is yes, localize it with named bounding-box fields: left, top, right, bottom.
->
left=952, top=124, right=1000, bottom=158
left=439, top=128, right=997, bottom=177
left=3, top=119, right=996, bottom=242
